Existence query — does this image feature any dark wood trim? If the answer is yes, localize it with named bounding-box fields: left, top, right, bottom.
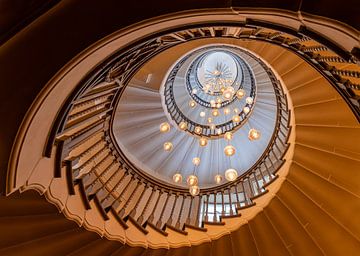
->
left=236, top=202, right=256, bottom=211
left=165, top=224, right=188, bottom=235
left=203, top=221, right=225, bottom=226
left=147, top=222, right=168, bottom=236
left=94, top=195, right=109, bottom=221
left=184, top=223, right=207, bottom=232
left=78, top=179, right=91, bottom=210
left=65, top=160, right=75, bottom=195
left=110, top=207, right=129, bottom=229
left=250, top=189, right=269, bottom=200
left=263, top=174, right=280, bottom=188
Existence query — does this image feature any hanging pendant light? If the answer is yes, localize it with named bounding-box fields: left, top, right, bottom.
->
left=199, top=137, right=208, bottom=147
left=187, top=175, right=198, bottom=186
left=212, top=109, right=220, bottom=117
left=246, top=97, right=253, bottom=104
left=236, top=89, right=245, bottom=99
left=159, top=122, right=170, bottom=133
left=224, top=145, right=236, bottom=156
left=189, top=185, right=200, bottom=196
left=243, top=106, right=250, bottom=114
left=189, top=100, right=197, bottom=108
left=232, top=115, right=240, bottom=123
left=163, top=142, right=173, bottom=151
left=173, top=173, right=183, bottom=183
left=225, top=168, right=238, bottom=181
left=222, top=86, right=235, bottom=100
left=192, top=157, right=201, bottom=166
left=179, top=121, right=187, bottom=130
left=214, top=174, right=223, bottom=184
left=224, top=131, right=233, bottom=141
left=194, top=126, right=202, bottom=134
left=248, top=128, right=261, bottom=141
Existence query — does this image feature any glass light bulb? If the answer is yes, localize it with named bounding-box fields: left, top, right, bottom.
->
left=163, top=142, right=173, bottom=151
left=173, top=173, right=183, bottom=183
left=179, top=121, right=187, bottom=130
left=159, top=122, right=170, bottom=133
left=236, top=89, right=245, bottom=99
left=194, top=126, right=202, bottom=134
left=199, top=137, right=208, bottom=147
left=243, top=106, right=250, bottom=114
left=232, top=115, right=240, bottom=123
left=224, top=131, right=233, bottom=141
left=212, top=109, right=219, bottom=117
left=248, top=128, right=261, bottom=141
left=224, top=108, right=230, bottom=115
left=200, top=111, right=206, bottom=117
left=192, top=157, right=201, bottom=166
left=189, top=100, right=197, bottom=108
left=207, top=117, right=213, bottom=123
left=189, top=185, right=200, bottom=196
left=225, top=168, right=238, bottom=181
left=246, top=97, right=253, bottom=104
left=187, top=175, right=198, bottom=186
left=224, top=145, right=236, bottom=156
left=214, top=174, right=223, bottom=184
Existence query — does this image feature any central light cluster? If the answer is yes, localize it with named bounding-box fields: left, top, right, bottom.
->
left=159, top=50, right=262, bottom=196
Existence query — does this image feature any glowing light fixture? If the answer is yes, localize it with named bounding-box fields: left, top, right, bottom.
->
left=187, top=175, right=198, bottom=186
left=210, top=100, right=216, bottom=107
left=207, top=117, right=213, bottom=123
left=192, top=88, right=198, bottom=94
left=224, top=108, right=230, bottom=115
left=224, top=131, right=233, bottom=141
left=163, top=142, right=173, bottom=151
left=200, top=111, right=206, bottom=117
left=212, top=109, right=220, bottom=117
left=214, top=174, right=223, bottom=184
left=194, top=126, right=202, bottom=134
left=243, top=106, right=250, bottom=114
left=248, top=128, right=261, bottom=141
left=234, top=108, right=239, bottom=113
left=172, top=173, right=183, bottom=183
left=210, top=124, right=216, bottom=130
left=192, top=157, right=201, bottom=166
left=189, top=100, right=197, bottom=108
left=246, top=97, right=253, bottom=104
left=179, top=121, right=187, bottom=130
left=199, top=137, right=208, bottom=147
left=223, top=86, right=235, bottom=100
left=224, top=145, right=236, bottom=156
left=236, top=89, right=245, bottom=99
left=232, top=115, right=240, bottom=123
left=189, top=185, right=200, bottom=196
left=225, top=168, right=238, bottom=181
left=159, top=122, right=170, bottom=133
left=217, top=128, right=222, bottom=135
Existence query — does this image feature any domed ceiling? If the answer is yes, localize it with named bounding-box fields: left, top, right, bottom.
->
left=112, top=44, right=278, bottom=189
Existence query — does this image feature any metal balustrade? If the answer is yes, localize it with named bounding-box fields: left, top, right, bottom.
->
left=46, top=21, right=360, bottom=234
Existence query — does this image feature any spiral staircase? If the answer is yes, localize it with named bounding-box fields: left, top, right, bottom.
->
left=1, top=1, right=360, bottom=255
